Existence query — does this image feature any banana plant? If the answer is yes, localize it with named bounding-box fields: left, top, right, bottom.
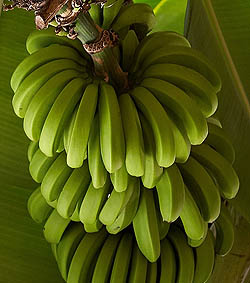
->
left=0, top=0, right=249, bottom=282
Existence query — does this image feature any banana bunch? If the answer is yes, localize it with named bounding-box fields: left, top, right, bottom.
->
left=12, top=23, right=222, bottom=179
left=10, top=3, right=241, bottom=280
left=89, top=1, right=156, bottom=38
left=29, top=195, right=224, bottom=283
left=27, top=115, right=239, bottom=263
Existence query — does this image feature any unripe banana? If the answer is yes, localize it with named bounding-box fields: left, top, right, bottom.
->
left=39, top=78, right=89, bottom=157
left=56, top=161, right=91, bottom=219
left=12, top=59, right=84, bottom=118
left=160, top=238, right=177, bottom=283
left=99, top=82, right=125, bottom=173
left=56, top=222, right=85, bottom=281
left=110, top=232, right=133, bottom=283
left=26, top=27, right=89, bottom=58
left=27, top=186, right=53, bottom=225
left=67, top=83, right=99, bottom=168
left=110, top=163, right=130, bottom=192
left=43, top=209, right=71, bottom=244
left=191, top=144, right=239, bottom=199
left=156, top=164, right=185, bottom=222
left=168, top=225, right=195, bottom=283
left=128, top=242, right=148, bottom=283
left=99, top=177, right=137, bottom=226
left=180, top=185, right=206, bottom=241
left=119, top=93, right=145, bottom=177
left=130, top=86, right=175, bottom=168
left=88, top=114, right=108, bottom=189
left=92, top=233, right=122, bottom=283
left=41, top=152, right=73, bottom=202
left=67, top=228, right=108, bottom=283
left=193, top=229, right=215, bottom=283
left=11, top=44, right=86, bottom=92
left=139, top=113, right=163, bottom=188
left=214, top=202, right=234, bottom=256
left=133, top=188, right=160, bottom=262
left=122, top=30, right=139, bottom=72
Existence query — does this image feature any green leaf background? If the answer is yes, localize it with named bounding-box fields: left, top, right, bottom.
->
left=0, top=0, right=250, bottom=282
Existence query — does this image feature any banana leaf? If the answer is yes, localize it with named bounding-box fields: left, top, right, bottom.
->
left=0, top=8, right=64, bottom=282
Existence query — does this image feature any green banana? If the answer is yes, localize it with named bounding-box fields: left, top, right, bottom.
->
left=133, top=188, right=160, bottom=262
left=180, top=185, right=205, bottom=241
left=56, top=222, right=85, bottom=281
left=188, top=221, right=208, bottom=248
left=128, top=242, right=148, bottom=283
left=64, top=107, right=78, bottom=154
left=29, top=149, right=58, bottom=183
left=84, top=220, right=103, bottom=233
left=12, top=58, right=84, bottom=118
left=167, top=111, right=191, bottom=163
left=130, top=86, right=175, bottom=168
left=130, top=31, right=191, bottom=73
left=141, top=77, right=208, bottom=145
left=56, top=161, right=91, bottom=219
left=67, top=228, right=108, bottom=283
left=178, top=156, right=221, bottom=223
left=11, top=44, right=86, bottom=92
left=160, top=238, right=176, bottom=283
left=139, top=113, right=163, bottom=188
left=27, top=186, right=53, bottom=225
left=102, top=0, right=124, bottom=29
left=205, top=122, right=235, bottom=164
left=43, top=209, right=71, bottom=244
left=214, top=202, right=234, bottom=256
left=154, top=193, right=170, bottom=240
left=79, top=178, right=111, bottom=225
left=88, top=114, right=108, bottom=189
left=156, top=164, right=185, bottom=222
left=142, top=63, right=218, bottom=118
left=191, top=144, right=240, bottom=199
left=110, top=163, right=130, bottom=192
left=41, top=152, right=73, bottom=202
left=110, top=232, right=133, bottom=283
left=27, top=141, right=39, bottom=162
left=106, top=179, right=140, bottom=234
left=98, top=82, right=125, bottom=173
left=26, top=27, right=89, bottom=58
left=70, top=194, right=84, bottom=222
left=146, top=262, right=157, bottom=283
left=136, top=45, right=221, bottom=92
left=67, top=83, right=99, bottom=168
left=168, top=225, right=195, bottom=283
left=99, top=177, right=138, bottom=226
left=119, top=93, right=144, bottom=177
left=121, top=30, right=139, bottom=72
left=111, top=3, right=156, bottom=33
left=56, top=135, right=65, bottom=153
left=89, top=3, right=102, bottom=26
left=23, top=69, right=82, bottom=142
left=193, top=229, right=215, bottom=283
left=91, top=234, right=122, bottom=283
left=39, top=78, right=88, bottom=157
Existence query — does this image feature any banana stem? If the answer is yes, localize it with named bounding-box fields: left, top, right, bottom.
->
left=75, top=13, right=128, bottom=91
left=74, top=12, right=99, bottom=44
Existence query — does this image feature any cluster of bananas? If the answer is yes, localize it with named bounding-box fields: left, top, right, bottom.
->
left=28, top=190, right=226, bottom=283
left=10, top=1, right=240, bottom=282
